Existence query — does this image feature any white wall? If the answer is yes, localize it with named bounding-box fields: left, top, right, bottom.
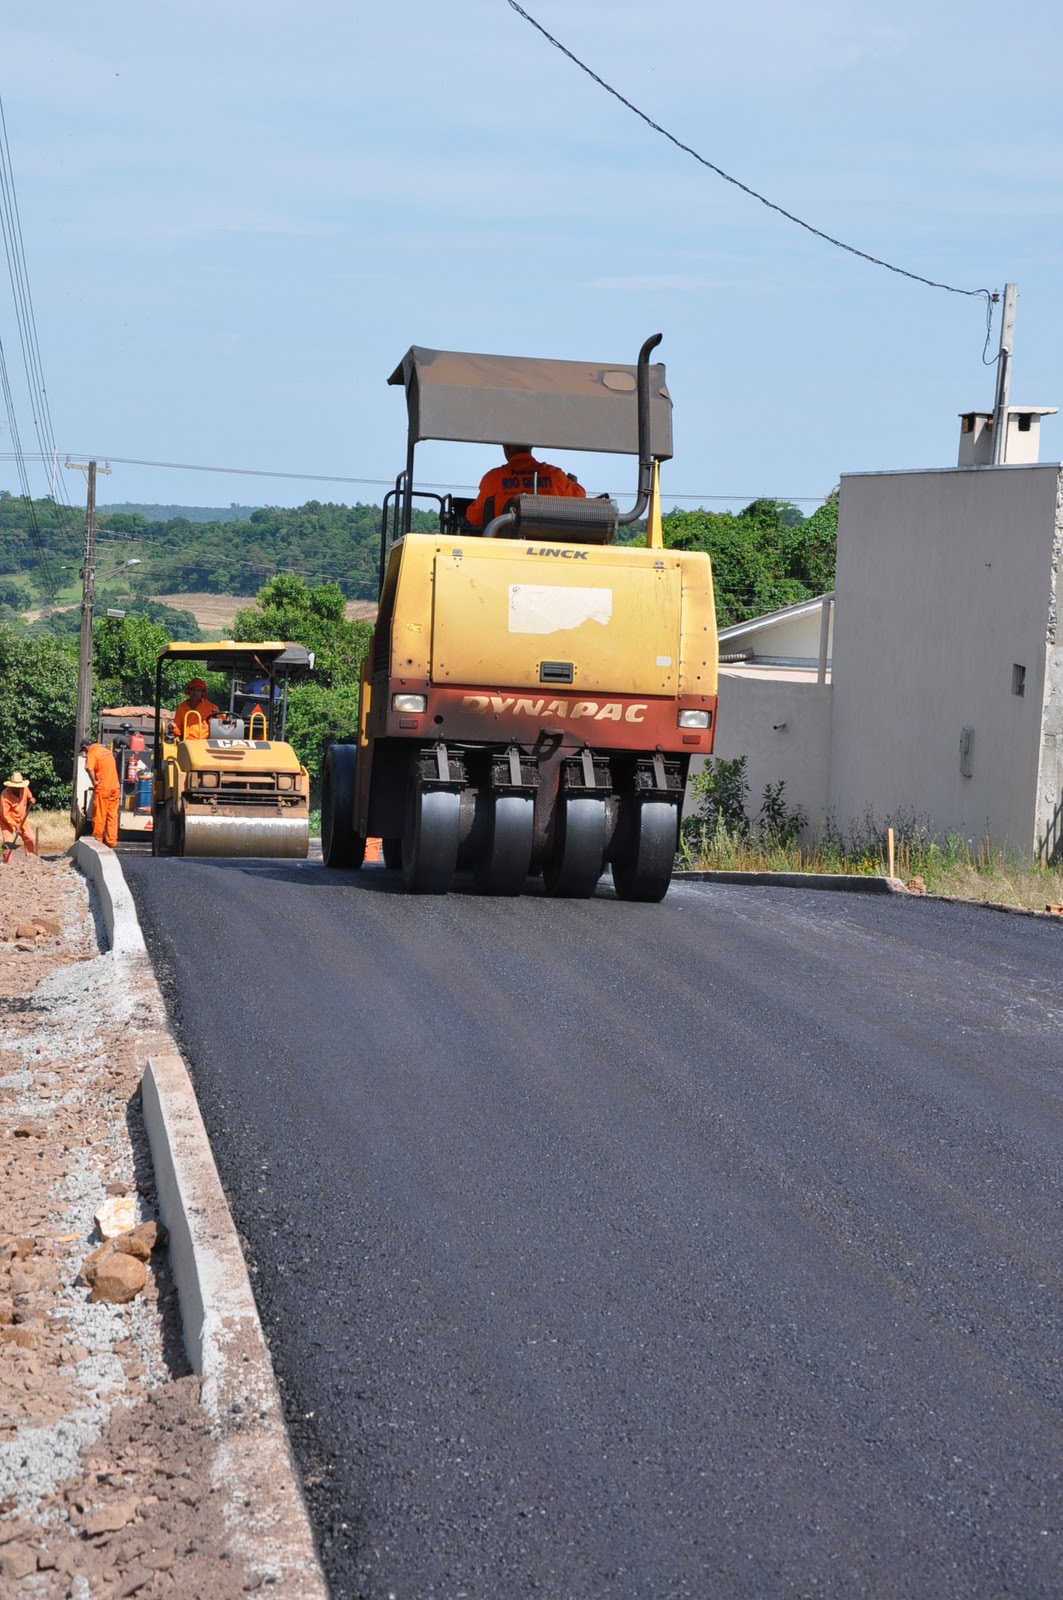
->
left=721, top=609, right=831, bottom=665
left=830, top=464, right=1063, bottom=852
left=1036, top=645, right=1063, bottom=857
left=697, top=671, right=833, bottom=837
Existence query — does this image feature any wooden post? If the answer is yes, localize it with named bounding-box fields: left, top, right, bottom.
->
left=66, top=459, right=112, bottom=826
left=74, top=460, right=98, bottom=758
left=887, top=826, right=895, bottom=880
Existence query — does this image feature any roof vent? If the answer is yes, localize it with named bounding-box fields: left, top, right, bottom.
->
left=958, top=406, right=1057, bottom=466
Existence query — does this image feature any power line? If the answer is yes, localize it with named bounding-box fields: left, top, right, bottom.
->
left=506, top=1, right=994, bottom=313
left=0, top=89, right=79, bottom=595
left=0, top=455, right=829, bottom=506
left=61, top=453, right=401, bottom=487
left=0, top=338, right=55, bottom=595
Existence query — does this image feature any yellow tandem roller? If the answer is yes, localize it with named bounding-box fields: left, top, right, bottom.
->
left=151, top=641, right=313, bottom=860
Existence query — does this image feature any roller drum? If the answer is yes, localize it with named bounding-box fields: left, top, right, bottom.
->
left=181, top=814, right=309, bottom=859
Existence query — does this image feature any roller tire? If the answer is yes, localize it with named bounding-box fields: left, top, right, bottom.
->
left=543, top=795, right=606, bottom=899
left=382, top=836, right=402, bottom=870
left=153, top=800, right=180, bottom=858
left=474, top=793, right=534, bottom=896
left=402, top=784, right=460, bottom=895
left=322, top=744, right=366, bottom=869
left=611, top=799, right=678, bottom=903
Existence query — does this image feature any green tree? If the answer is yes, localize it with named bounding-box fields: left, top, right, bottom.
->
left=0, top=625, right=79, bottom=807
left=279, top=679, right=361, bottom=790
left=229, top=576, right=372, bottom=789
left=663, top=495, right=837, bottom=627
left=92, top=614, right=193, bottom=708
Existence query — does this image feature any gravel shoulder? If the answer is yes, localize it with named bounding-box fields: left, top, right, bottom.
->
left=0, top=851, right=261, bottom=1597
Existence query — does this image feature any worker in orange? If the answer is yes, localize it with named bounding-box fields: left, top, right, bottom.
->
left=169, top=678, right=220, bottom=740
left=79, top=738, right=121, bottom=848
left=465, top=443, right=586, bottom=529
left=1, top=771, right=36, bottom=863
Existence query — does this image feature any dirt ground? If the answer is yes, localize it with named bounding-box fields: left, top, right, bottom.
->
left=153, top=592, right=376, bottom=631
left=0, top=852, right=256, bottom=1597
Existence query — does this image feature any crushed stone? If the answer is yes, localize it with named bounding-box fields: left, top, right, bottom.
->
left=0, top=852, right=254, bottom=1596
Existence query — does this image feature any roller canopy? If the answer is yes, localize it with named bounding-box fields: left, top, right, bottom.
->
left=388, top=347, right=673, bottom=459
left=156, top=641, right=314, bottom=674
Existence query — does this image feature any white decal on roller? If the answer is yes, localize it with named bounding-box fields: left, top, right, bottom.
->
left=509, top=584, right=612, bottom=635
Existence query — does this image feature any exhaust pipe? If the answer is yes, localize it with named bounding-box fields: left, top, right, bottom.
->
left=616, top=332, right=661, bottom=528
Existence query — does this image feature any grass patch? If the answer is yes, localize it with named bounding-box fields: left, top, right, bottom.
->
left=26, top=809, right=76, bottom=855
left=680, top=819, right=1063, bottom=911
left=680, top=765, right=1063, bottom=912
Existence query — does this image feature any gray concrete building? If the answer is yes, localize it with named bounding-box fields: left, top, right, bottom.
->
left=708, top=459, right=1063, bottom=858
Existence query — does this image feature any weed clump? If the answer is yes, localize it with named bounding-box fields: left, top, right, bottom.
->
left=678, top=766, right=1063, bottom=909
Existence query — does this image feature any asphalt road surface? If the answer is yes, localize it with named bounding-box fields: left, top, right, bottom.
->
left=120, top=855, right=1063, bottom=1600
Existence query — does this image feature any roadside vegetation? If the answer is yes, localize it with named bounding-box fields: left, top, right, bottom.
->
left=24, top=810, right=76, bottom=853
left=681, top=758, right=1063, bottom=911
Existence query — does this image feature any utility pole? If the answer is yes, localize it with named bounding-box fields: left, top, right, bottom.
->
left=66, top=459, right=111, bottom=819
left=991, top=283, right=1018, bottom=465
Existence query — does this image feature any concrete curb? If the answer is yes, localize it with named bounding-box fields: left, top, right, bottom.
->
left=74, top=840, right=328, bottom=1599
left=673, top=869, right=1063, bottom=920
left=674, top=869, right=909, bottom=894
left=905, top=891, right=1063, bottom=922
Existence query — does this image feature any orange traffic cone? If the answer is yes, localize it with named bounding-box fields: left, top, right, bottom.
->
left=365, top=837, right=382, bottom=863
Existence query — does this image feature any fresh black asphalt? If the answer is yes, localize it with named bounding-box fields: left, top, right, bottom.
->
left=119, top=855, right=1063, bottom=1599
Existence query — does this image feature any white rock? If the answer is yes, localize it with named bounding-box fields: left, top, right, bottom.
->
left=93, top=1196, right=136, bottom=1240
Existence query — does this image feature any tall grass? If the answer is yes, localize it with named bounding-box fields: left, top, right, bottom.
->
left=26, top=810, right=76, bottom=855
left=680, top=794, right=1063, bottom=911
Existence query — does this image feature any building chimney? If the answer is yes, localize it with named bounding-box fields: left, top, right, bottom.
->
left=958, top=406, right=1057, bottom=467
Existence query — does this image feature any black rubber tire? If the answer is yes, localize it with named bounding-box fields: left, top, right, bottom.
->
left=322, top=744, right=366, bottom=869
left=382, top=836, right=402, bottom=870
left=402, top=783, right=460, bottom=894
left=153, top=800, right=178, bottom=858
left=473, top=793, right=534, bottom=896
left=611, top=799, right=678, bottom=903
left=543, top=795, right=606, bottom=899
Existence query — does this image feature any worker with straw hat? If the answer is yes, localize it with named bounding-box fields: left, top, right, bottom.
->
left=1, top=771, right=36, bottom=862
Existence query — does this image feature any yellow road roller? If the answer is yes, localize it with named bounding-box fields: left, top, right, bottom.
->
left=151, top=641, right=312, bottom=859
left=322, top=333, right=718, bottom=901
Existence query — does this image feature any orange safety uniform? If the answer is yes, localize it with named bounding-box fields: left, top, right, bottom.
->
left=172, top=697, right=220, bottom=740
left=84, top=743, right=120, bottom=848
left=0, top=784, right=35, bottom=853
left=465, top=451, right=586, bottom=529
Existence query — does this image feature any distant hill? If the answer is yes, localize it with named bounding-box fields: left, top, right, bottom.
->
left=97, top=502, right=259, bottom=524
left=0, top=492, right=435, bottom=607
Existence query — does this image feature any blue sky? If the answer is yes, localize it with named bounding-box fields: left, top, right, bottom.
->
left=1, top=0, right=1059, bottom=514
